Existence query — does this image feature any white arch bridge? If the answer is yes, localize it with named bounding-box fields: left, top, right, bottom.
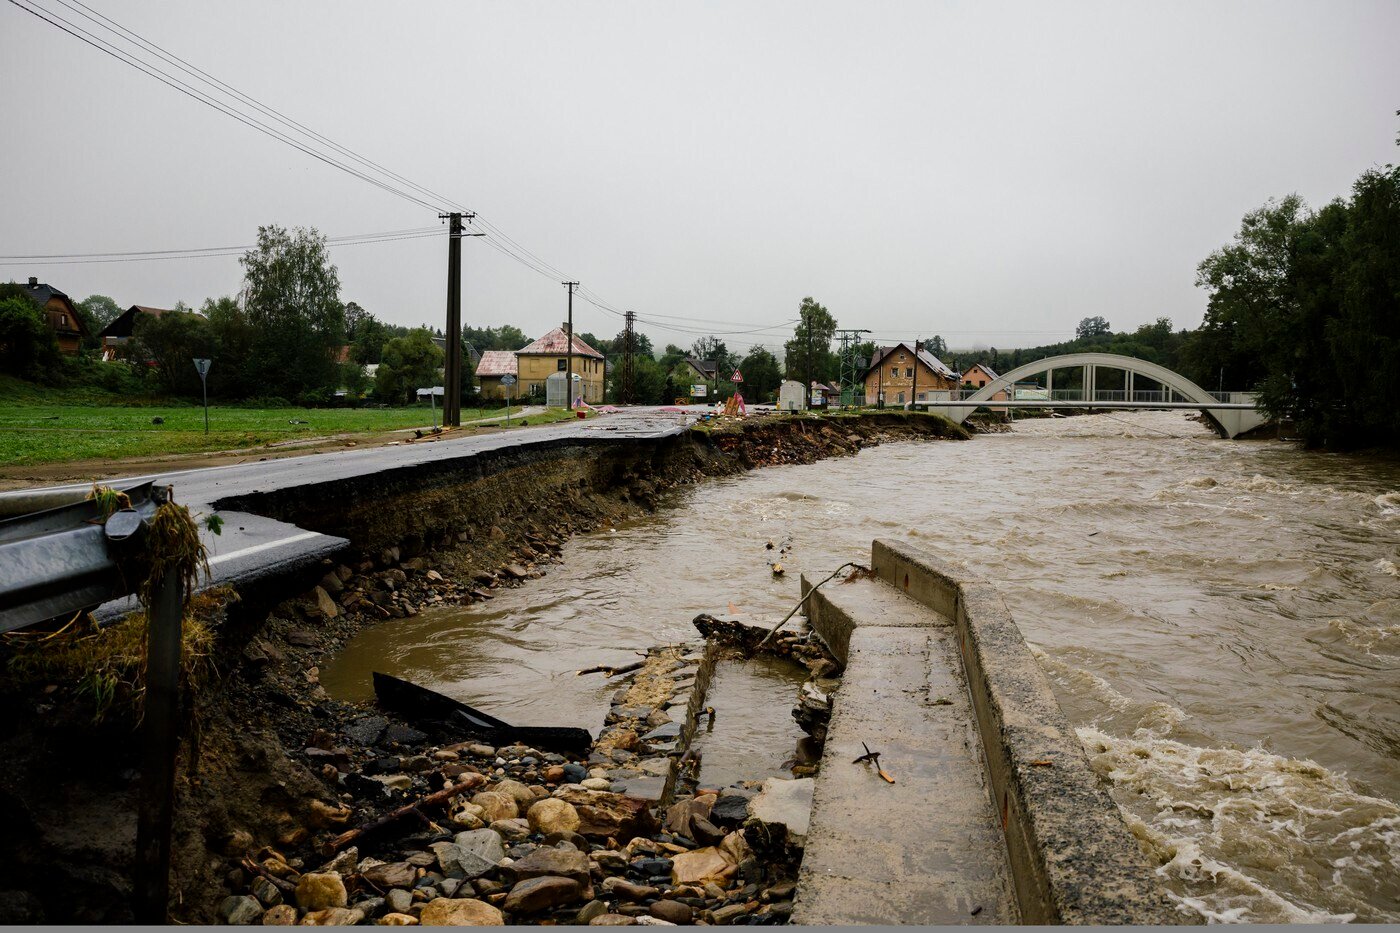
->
left=917, top=352, right=1268, bottom=439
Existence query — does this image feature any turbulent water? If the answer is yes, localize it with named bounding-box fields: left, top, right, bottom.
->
left=323, top=410, right=1400, bottom=923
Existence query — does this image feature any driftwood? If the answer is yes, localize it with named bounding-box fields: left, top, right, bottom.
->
left=575, top=660, right=645, bottom=678
left=323, top=775, right=485, bottom=854
left=240, top=856, right=297, bottom=893
left=373, top=672, right=593, bottom=754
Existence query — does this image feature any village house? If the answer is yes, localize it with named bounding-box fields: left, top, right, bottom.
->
left=861, top=342, right=959, bottom=407
left=474, top=350, right=518, bottom=399
left=18, top=277, right=88, bottom=354
left=98, top=305, right=200, bottom=361
left=515, top=325, right=606, bottom=404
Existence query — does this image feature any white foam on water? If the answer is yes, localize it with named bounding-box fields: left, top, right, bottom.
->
left=1325, top=617, right=1400, bottom=657
left=1028, top=644, right=1133, bottom=714
left=1079, top=727, right=1400, bottom=923
left=1375, top=559, right=1400, bottom=578
left=1374, top=491, right=1400, bottom=514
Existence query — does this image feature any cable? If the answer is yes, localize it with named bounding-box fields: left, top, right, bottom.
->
left=0, top=230, right=443, bottom=266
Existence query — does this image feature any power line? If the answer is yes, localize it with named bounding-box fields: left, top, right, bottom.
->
left=0, top=229, right=443, bottom=266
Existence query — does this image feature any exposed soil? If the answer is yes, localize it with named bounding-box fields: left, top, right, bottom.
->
left=0, top=412, right=965, bottom=924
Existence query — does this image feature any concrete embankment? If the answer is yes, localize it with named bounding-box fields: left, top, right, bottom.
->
left=796, top=539, right=1186, bottom=925
left=0, top=412, right=965, bottom=924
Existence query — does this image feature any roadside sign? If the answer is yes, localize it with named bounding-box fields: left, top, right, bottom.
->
left=193, top=359, right=212, bottom=433
left=501, top=374, right=517, bottom=386
left=193, top=358, right=211, bottom=376
left=691, top=384, right=707, bottom=397
left=731, top=369, right=743, bottom=382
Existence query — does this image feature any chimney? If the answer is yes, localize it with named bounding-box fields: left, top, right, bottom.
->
left=28, top=276, right=38, bottom=287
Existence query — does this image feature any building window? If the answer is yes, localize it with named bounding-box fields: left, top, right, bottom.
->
left=897, top=392, right=905, bottom=404
left=891, top=366, right=898, bottom=378
left=60, top=314, right=68, bottom=326
left=557, top=358, right=567, bottom=371
left=906, top=367, right=913, bottom=377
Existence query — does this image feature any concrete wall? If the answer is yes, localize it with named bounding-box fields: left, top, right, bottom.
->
left=803, top=539, right=1186, bottom=925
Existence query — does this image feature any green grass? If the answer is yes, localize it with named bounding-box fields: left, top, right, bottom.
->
left=0, top=380, right=525, bottom=466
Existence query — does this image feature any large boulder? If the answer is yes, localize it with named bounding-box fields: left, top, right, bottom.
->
left=747, top=777, right=813, bottom=847
left=469, top=790, right=518, bottom=822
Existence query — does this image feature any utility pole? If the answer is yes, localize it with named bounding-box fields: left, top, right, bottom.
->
left=911, top=339, right=921, bottom=411
left=835, top=329, right=870, bottom=407
left=438, top=211, right=482, bottom=427
left=620, top=310, right=636, bottom=404
left=562, top=281, right=579, bottom=409
left=804, top=308, right=814, bottom=410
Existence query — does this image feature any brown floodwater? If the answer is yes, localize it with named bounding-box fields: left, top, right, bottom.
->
left=322, top=410, right=1400, bottom=923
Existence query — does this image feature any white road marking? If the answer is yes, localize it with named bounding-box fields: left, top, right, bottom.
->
left=207, top=530, right=325, bottom=566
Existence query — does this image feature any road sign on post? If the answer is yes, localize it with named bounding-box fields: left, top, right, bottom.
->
left=732, top=369, right=743, bottom=383
left=193, top=359, right=211, bottom=435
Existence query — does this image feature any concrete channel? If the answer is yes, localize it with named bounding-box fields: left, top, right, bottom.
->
left=795, top=539, right=1185, bottom=925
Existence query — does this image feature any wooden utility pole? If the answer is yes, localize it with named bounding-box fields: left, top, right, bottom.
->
left=911, top=340, right=921, bottom=410
left=441, top=212, right=464, bottom=426
left=562, top=281, right=579, bottom=409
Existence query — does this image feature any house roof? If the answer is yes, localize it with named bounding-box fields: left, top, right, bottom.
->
left=963, top=362, right=1000, bottom=381
left=685, top=357, right=718, bottom=376
left=20, top=279, right=88, bottom=335
left=475, top=350, right=518, bottom=377
left=99, top=305, right=194, bottom=338
left=517, top=327, right=604, bottom=359
left=865, top=342, right=958, bottom=381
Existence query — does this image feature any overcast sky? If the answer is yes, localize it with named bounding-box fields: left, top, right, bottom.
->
left=3, top=0, right=1397, bottom=355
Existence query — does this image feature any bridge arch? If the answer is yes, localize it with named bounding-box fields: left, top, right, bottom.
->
left=938, top=352, right=1264, bottom=438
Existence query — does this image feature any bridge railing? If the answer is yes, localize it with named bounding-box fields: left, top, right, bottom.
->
left=913, top=388, right=1254, bottom=405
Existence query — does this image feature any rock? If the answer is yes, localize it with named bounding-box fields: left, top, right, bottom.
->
left=581, top=777, right=612, bottom=791
left=526, top=798, right=580, bottom=836
left=601, top=878, right=657, bottom=901
left=220, top=828, right=255, bottom=856
left=312, top=586, right=339, bottom=619
left=300, top=907, right=366, bottom=925
left=629, top=857, right=672, bottom=877
left=718, top=831, right=751, bottom=866
left=378, top=913, right=418, bottom=925
left=634, top=918, right=677, bottom=927
left=252, top=876, right=284, bottom=907
left=373, top=774, right=413, bottom=792
left=400, top=755, right=433, bottom=773
left=663, top=796, right=714, bottom=838
left=508, top=846, right=591, bottom=884
left=710, top=903, right=749, bottom=924
left=346, top=717, right=388, bottom=746
left=319, top=573, right=344, bottom=595
left=362, top=861, right=416, bottom=888
left=490, top=817, right=531, bottom=841
left=453, top=828, right=506, bottom=863
left=430, top=842, right=497, bottom=880
left=383, top=723, right=427, bottom=746
left=503, top=875, right=583, bottom=913
left=552, top=786, right=657, bottom=840
left=543, top=765, right=566, bottom=783
left=417, top=898, right=504, bottom=926
left=648, top=900, right=693, bottom=924
left=287, top=631, right=318, bottom=647
left=470, top=791, right=518, bottom=822
left=317, top=847, right=359, bottom=876
left=670, top=848, right=732, bottom=885
left=492, top=778, right=537, bottom=811
left=562, top=763, right=588, bottom=783
left=747, top=777, right=813, bottom=847
left=295, top=872, right=348, bottom=911
left=261, top=904, right=298, bottom=925
left=575, top=899, right=608, bottom=924
left=502, top=563, right=529, bottom=579
left=385, top=889, right=413, bottom=914
left=307, top=799, right=351, bottom=828
left=589, top=914, right=637, bottom=926
left=708, top=792, right=752, bottom=827
left=219, top=894, right=264, bottom=925
left=592, top=849, right=627, bottom=870
left=689, top=817, right=724, bottom=846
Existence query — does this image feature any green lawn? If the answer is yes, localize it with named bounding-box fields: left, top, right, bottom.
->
left=0, top=388, right=524, bottom=466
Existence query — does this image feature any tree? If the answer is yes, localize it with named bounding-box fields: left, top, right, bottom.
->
left=1075, top=316, right=1111, bottom=339
left=784, top=297, right=838, bottom=384
left=374, top=329, right=443, bottom=405
left=0, top=290, right=58, bottom=379
left=131, top=305, right=213, bottom=395
left=77, top=294, right=122, bottom=348
left=351, top=316, right=391, bottom=365
left=690, top=336, right=730, bottom=370
left=631, top=354, right=668, bottom=404
left=925, top=334, right=947, bottom=357
left=738, top=345, right=782, bottom=401
left=658, top=343, right=688, bottom=371
left=239, top=225, right=346, bottom=401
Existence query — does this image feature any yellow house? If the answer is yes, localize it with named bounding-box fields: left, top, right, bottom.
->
left=515, top=326, right=606, bottom=404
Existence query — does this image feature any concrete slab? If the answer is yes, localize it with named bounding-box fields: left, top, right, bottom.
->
left=797, top=580, right=1018, bottom=924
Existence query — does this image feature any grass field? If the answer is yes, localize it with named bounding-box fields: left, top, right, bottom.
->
left=0, top=377, right=539, bottom=466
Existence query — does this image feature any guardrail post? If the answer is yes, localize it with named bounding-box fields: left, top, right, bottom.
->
left=133, top=569, right=183, bottom=924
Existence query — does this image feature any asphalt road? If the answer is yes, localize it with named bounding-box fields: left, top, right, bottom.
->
left=0, top=407, right=697, bottom=619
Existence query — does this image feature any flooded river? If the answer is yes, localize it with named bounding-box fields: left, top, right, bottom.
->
left=323, top=410, right=1400, bottom=923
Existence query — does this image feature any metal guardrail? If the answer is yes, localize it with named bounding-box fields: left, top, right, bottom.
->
left=904, top=388, right=1255, bottom=405
left=0, top=480, right=187, bottom=923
